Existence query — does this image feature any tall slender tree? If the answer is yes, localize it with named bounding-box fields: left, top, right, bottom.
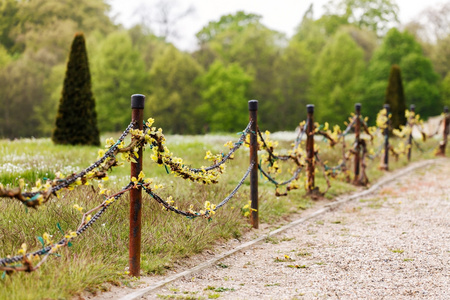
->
left=385, top=64, right=406, bottom=129
left=52, top=33, right=100, bottom=146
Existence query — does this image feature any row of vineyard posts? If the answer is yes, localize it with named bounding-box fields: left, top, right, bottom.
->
left=0, top=94, right=449, bottom=278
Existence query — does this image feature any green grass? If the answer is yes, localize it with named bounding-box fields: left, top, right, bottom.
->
left=204, top=286, right=235, bottom=293
left=390, top=248, right=405, bottom=254
left=0, top=132, right=441, bottom=299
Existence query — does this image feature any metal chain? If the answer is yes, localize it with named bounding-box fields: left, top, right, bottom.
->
left=189, top=121, right=252, bottom=173
left=258, top=164, right=302, bottom=186
left=0, top=182, right=133, bottom=268
left=21, top=121, right=135, bottom=199
left=339, top=116, right=356, bottom=138
left=294, top=123, right=308, bottom=150
left=257, top=128, right=294, bottom=162
left=143, top=162, right=254, bottom=218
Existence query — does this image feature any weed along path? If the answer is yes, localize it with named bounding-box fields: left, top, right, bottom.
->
left=91, top=159, right=450, bottom=300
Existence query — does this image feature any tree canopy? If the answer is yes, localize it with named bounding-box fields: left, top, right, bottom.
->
left=92, top=31, right=148, bottom=132
left=310, top=30, right=366, bottom=124
left=197, top=60, right=252, bottom=132
left=148, top=45, right=204, bottom=134
left=0, top=0, right=447, bottom=138
left=361, top=27, right=441, bottom=121
left=196, top=11, right=262, bottom=44
left=325, top=0, right=399, bottom=35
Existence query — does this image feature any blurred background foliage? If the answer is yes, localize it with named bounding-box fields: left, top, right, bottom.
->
left=0, top=0, right=450, bottom=138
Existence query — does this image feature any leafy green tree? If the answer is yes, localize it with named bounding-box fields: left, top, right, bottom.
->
left=325, top=0, right=399, bottom=35
left=0, top=0, right=19, bottom=53
left=221, top=24, right=284, bottom=130
left=362, top=28, right=441, bottom=121
left=0, top=44, right=11, bottom=68
left=197, top=60, right=252, bottom=132
left=373, top=28, right=422, bottom=64
left=1, top=0, right=115, bottom=57
left=0, top=0, right=117, bottom=138
left=127, top=25, right=168, bottom=72
left=0, top=52, right=47, bottom=138
left=272, top=40, right=313, bottom=128
left=315, top=12, right=350, bottom=37
left=193, top=12, right=261, bottom=71
left=310, top=31, right=366, bottom=124
left=385, top=64, right=406, bottom=129
left=289, top=6, right=377, bottom=121
left=404, top=79, right=441, bottom=116
left=442, top=73, right=450, bottom=108
left=52, top=33, right=100, bottom=146
left=401, top=53, right=441, bottom=115
left=197, top=12, right=284, bottom=130
left=196, top=11, right=262, bottom=44
left=91, top=31, right=148, bottom=132
left=340, top=25, right=378, bottom=62
left=148, top=45, right=204, bottom=133
left=192, top=43, right=219, bottom=70
left=291, top=4, right=328, bottom=57
left=35, top=64, right=66, bottom=136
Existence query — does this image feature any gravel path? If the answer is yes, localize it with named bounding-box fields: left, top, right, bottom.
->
left=147, top=160, right=450, bottom=299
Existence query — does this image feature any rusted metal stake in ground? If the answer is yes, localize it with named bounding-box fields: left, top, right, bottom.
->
left=407, top=104, right=415, bottom=161
left=249, top=100, right=259, bottom=229
left=306, top=104, right=315, bottom=194
left=353, top=103, right=361, bottom=184
left=381, top=104, right=390, bottom=171
left=129, top=94, right=145, bottom=277
left=437, top=106, right=449, bottom=156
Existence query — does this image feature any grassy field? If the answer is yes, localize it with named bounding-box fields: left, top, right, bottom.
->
left=0, top=129, right=441, bottom=300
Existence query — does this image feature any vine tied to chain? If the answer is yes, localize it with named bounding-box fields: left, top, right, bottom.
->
left=0, top=121, right=137, bottom=208
left=0, top=181, right=134, bottom=272
left=143, top=162, right=254, bottom=219
left=0, top=119, right=255, bottom=274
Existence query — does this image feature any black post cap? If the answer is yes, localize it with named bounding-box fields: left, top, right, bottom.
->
left=355, top=103, right=361, bottom=112
left=444, top=106, right=449, bottom=113
left=307, top=104, right=314, bottom=113
left=410, top=104, right=415, bottom=111
left=131, top=94, right=145, bottom=109
left=248, top=100, right=258, bottom=111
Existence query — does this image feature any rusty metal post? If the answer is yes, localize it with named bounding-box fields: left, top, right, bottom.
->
left=129, top=94, right=145, bottom=277
left=407, top=104, right=415, bottom=161
left=306, top=104, right=315, bottom=193
left=353, top=103, right=361, bottom=183
left=382, top=104, right=390, bottom=171
left=249, top=100, right=258, bottom=229
left=438, top=106, right=449, bottom=156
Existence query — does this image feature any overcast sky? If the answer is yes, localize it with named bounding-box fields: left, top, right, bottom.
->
left=108, top=0, right=447, bottom=51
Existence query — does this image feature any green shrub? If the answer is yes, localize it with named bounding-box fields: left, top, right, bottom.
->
left=385, top=64, right=406, bottom=130
left=52, top=33, right=100, bottom=146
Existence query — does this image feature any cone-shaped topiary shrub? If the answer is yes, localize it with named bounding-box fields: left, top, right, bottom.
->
left=385, top=64, right=407, bottom=130
left=52, top=33, right=100, bottom=146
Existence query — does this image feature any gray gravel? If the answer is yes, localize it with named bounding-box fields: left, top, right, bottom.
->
left=151, top=160, right=450, bottom=299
